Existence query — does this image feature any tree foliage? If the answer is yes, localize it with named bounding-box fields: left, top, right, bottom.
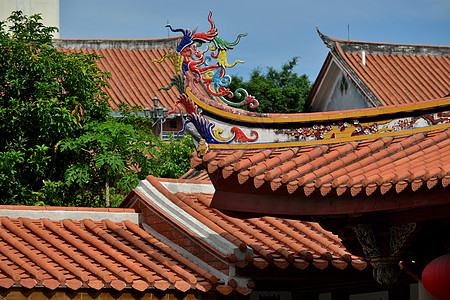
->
left=60, top=109, right=150, bottom=207
left=0, top=12, right=195, bottom=207
left=228, top=57, right=312, bottom=113
left=149, top=135, right=195, bottom=179
left=0, top=11, right=110, bottom=205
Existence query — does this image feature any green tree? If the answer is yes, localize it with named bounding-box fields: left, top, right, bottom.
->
left=149, top=135, right=195, bottom=179
left=228, top=57, right=312, bottom=113
left=60, top=104, right=195, bottom=207
left=60, top=107, right=154, bottom=207
left=0, top=11, right=110, bottom=205
left=0, top=12, right=195, bottom=207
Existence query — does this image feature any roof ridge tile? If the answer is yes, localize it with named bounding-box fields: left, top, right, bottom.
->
left=442, top=174, right=450, bottom=188
left=302, top=143, right=361, bottom=189
left=0, top=228, right=45, bottom=281
left=237, top=170, right=250, bottom=184
left=263, top=218, right=336, bottom=261
left=21, top=218, right=96, bottom=283
left=42, top=218, right=113, bottom=283
left=245, top=218, right=292, bottom=262
left=218, top=152, right=243, bottom=168
left=249, top=148, right=298, bottom=178
left=331, top=134, right=425, bottom=188
left=288, top=143, right=358, bottom=189
left=281, top=146, right=329, bottom=184
left=353, top=151, right=445, bottom=196
left=233, top=150, right=272, bottom=172
left=207, top=213, right=284, bottom=264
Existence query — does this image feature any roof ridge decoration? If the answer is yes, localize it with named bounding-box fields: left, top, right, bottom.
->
left=154, top=14, right=450, bottom=150
left=134, top=176, right=252, bottom=260
left=155, top=11, right=256, bottom=108
left=153, top=11, right=263, bottom=145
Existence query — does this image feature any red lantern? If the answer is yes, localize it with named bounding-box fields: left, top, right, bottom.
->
left=422, top=253, right=450, bottom=300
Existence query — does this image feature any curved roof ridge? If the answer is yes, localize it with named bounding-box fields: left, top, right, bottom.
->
left=135, top=176, right=249, bottom=258
left=191, top=77, right=450, bottom=121
left=135, top=175, right=368, bottom=272
left=316, top=28, right=450, bottom=55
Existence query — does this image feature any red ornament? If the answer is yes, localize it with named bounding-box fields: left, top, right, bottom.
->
left=422, top=253, right=450, bottom=300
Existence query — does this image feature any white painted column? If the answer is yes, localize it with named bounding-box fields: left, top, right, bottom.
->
left=418, top=280, right=439, bottom=300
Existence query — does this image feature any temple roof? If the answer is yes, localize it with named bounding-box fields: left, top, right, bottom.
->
left=0, top=206, right=219, bottom=293
left=0, top=175, right=368, bottom=294
left=148, top=16, right=450, bottom=220
left=55, top=37, right=210, bottom=113
left=124, top=175, right=367, bottom=273
left=307, top=31, right=450, bottom=108
left=190, top=107, right=450, bottom=217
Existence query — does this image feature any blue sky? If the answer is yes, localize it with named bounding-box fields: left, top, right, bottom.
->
left=60, top=0, right=450, bottom=81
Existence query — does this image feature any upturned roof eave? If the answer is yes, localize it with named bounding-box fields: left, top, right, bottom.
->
left=316, top=28, right=450, bottom=56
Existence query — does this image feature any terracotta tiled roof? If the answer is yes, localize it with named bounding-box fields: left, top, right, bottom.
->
left=55, top=38, right=212, bottom=113
left=59, top=46, right=179, bottom=112
left=0, top=206, right=222, bottom=293
left=125, top=176, right=367, bottom=274
left=309, top=31, right=450, bottom=107
left=190, top=127, right=450, bottom=216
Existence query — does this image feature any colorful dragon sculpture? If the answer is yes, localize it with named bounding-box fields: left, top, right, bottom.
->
left=153, top=11, right=259, bottom=144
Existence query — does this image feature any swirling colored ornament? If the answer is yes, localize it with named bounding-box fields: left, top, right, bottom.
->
left=155, top=11, right=258, bottom=110
left=154, top=11, right=260, bottom=145
left=231, top=127, right=258, bottom=142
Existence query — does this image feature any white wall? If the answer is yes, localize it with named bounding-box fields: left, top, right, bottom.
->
left=0, top=0, right=59, bottom=37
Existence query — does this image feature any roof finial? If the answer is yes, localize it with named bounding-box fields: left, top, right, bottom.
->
left=348, top=24, right=350, bottom=41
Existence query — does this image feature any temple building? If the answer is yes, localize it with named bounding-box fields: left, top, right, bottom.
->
left=158, top=13, right=450, bottom=299
left=0, top=12, right=449, bottom=300
left=307, top=30, right=450, bottom=112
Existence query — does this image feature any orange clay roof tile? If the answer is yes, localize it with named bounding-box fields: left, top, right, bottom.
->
left=309, top=34, right=450, bottom=108
left=0, top=209, right=224, bottom=293
left=194, top=127, right=450, bottom=199
left=58, top=42, right=213, bottom=112
left=140, top=178, right=367, bottom=272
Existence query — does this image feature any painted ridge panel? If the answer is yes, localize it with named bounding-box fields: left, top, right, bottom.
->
left=188, top=82, right=450, bottom=148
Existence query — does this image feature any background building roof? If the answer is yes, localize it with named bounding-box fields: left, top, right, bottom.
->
left=54, top=37, right=210, bottom=114
left=307, top=31, right=450, bottom=109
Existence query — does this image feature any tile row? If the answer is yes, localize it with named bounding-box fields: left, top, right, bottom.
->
left=0, top=216, right=222, bottom=293
left=191, top=129, right=450, bottom=198
left=141, top=177, right=367, bottom=272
